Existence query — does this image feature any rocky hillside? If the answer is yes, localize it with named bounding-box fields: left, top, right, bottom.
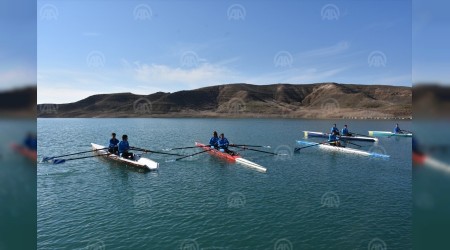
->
left=37, top=83, right=412, bottom=119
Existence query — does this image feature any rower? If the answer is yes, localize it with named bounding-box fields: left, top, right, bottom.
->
left=108, top=133, right=119, bottom=155
left=341, top=125, right=351, bottom=136
left=331, top=124, right=340, bottom=135
left=328, top=131, right=341, bottom=147
left=218, top=133, right=236, bottom=155
left=118, top=134, right=134, bottom=160
left=394, top=124, right=402, bottom=134
left=23, top=133, right=37, bottom=151
left=209, top=131, right=219, bottom=149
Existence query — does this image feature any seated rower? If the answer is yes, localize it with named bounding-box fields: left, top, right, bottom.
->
left=328, top=131, right=341, bottom=147
left=118, top=134, right=134, bottom=160
left=108, top=133, right=119, bottom=154
left=218, top=133, right=236, bottom=155
left=341, top=125, right=351, bottom=136
left=23, top=133, right=37, bottom=151
left=394, top=123, right=402, bottom=134
left=209, top=131, right=219, bottom=149
left=331, top=124, right=340, bottom=136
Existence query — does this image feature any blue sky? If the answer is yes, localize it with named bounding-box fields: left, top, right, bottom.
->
left=37, top=0, right=415, bottom=103
left=0, top=0, right=36, bottom=90
left=413, top=0, right=450, bottom=83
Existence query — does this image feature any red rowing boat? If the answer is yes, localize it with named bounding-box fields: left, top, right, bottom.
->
left=195, top=142, right=267, bottom=172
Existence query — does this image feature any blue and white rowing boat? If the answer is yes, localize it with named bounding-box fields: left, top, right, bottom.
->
left=296, top=140, right=390, bottom=158
left=303, top=131, right=378, bottom=142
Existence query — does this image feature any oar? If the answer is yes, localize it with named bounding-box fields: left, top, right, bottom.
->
left=230, top=144, right=271, bottom=148
left=345, top=141, right=362, bottom=148
left=163, top=145, right=210, bottom=151
left=294, top=141, right=329, bottom=152
left=166, top=148, right=213, bottom=162
left=52, top=153, right=112, bottom=164
left=349, top=132, right=376, bottom=138
left=401, top=129, right=413, bottom=134
left=42, top=147, right=109, bottom=162
left=131, top=147, right=185, bottom=156
left=229, top=145, right=283, bottom=156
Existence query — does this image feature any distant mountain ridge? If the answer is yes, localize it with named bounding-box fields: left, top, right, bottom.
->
left=37, top=82, right=412, bottom=119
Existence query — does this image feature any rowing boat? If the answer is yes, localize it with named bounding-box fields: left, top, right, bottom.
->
left=368, top=131, right=412, bottom=137
left=413, top=152, right=450, bottom=173
left=11, top=143, right=37, bottom=161
left=91, top=143, right=158, bottom=171
left=303, top=131, right=378, bottom=142
left=195, top=142, right=267, bottom=172
left=296, top=140, right=390, bottom=158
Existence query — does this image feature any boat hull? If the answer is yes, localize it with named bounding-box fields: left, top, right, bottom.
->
left=195, top=142, right=267, bottom=172
left=368, top=131, right=412, bottom=137
left=303, top=131, right=378, bottom=142
left=91, top=143, right=158, bottom=171
left=296, top=140, right=389, bottom=158
left=11, top=143, right=37, bottom=161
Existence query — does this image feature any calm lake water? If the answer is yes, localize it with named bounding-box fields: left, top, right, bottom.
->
left=37, top=118, right=411, bottom=249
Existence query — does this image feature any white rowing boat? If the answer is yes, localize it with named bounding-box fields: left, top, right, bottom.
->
left=303, top=131, right=378, bottom=142
left=91, top=143, right=159, bottom=171
left=368, top=131, right=412, bottom=137
left=195, top=142, right=267, bottom=172
left=296, top=140, right=390, bottom=158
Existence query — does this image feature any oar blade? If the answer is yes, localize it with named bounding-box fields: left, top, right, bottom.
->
left=42, top=156, right=52, bottom=162
left=52, top=159, right=66, bottom=164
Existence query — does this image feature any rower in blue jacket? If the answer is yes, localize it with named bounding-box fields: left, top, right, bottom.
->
left=23, top=133, right=37, bottom=151
left=328, top=131, right=341, bottom=147
left=118, top=134, right=134, bottom=159
left=209, top=131, right=219, bottom=148
left=394, top=124, right=402, bottom=134
left=341, top=125, right=351, bottom=136
left=218, top=133, right=236, bottom=155
left=331, top=124, right=340, bottom=135
left=108, top=133, right=119, bottom=154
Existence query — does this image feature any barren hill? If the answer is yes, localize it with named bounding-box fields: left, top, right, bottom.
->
left=38, top=83, right=411, bottom=119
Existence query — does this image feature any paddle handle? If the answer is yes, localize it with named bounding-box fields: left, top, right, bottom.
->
left=174, top=148, right=213, bottom=161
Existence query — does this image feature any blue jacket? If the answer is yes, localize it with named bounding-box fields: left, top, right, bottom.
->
left=218, top=138, right=230, bottom=149
left=331, top=126, right=339, bottom=134
left=209, top=136, right=219, bottom=146
left=118, top=140, right=130, bottom=153
left=24, top=137, right=37, bottom=150
left=109, top=138, right=119, bottom=148
left=341, top=127, right=349, bottom=135
left=394, top=126, right=401, bottom=133
left=328, top=134, right=337, bottom=142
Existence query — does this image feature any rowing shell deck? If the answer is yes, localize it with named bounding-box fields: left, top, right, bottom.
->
left=368, top=131, right=412, bottom=137
left=296, top=140, right=390, bottom=158
left=91, top=143, right=159, bottom=171
left=303, top=131, right=378, bottom=142
left=195, top=142, right=267, bottom=172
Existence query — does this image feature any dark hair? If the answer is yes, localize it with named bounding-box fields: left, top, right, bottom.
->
left=112, top=133, right=116, bottom=136
left=220, top=133, right=224, bottom=137
left=213, top=131, right=218, bottom=137
left=122, top=134, right=128, bottom=140
left=344, top=125, right=347, bottom=127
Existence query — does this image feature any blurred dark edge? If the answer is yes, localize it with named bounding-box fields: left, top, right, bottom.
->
left=413, top=84, right=450, bottom=119
left=0, top=0, right=37, bottom=247
left=413, top=83, right=450, bottom=249
left=0, top=86, right=37, bottom=118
